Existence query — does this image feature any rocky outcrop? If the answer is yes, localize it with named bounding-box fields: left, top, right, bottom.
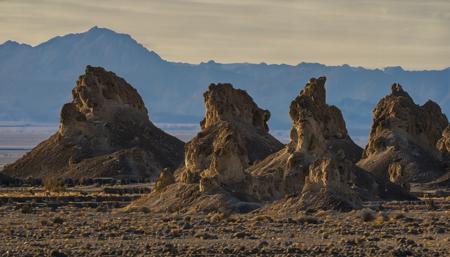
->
left=437, top=125, right=450, bottom=157
left=358, top=84, right=449, bottom=184
left=248, top=77, right=415, bottom=211
left=179, top=83, right=283, bottom=191
left=428, top=126, right=450, bottom=188
left=248, top=77, right=364, bottom=205
left=129, top=78, right=415, bottom=214
left=299, top=159, right=361, bottom=210
left=154, top=168, right=175, bottom=192
left=3, top=66, right=184, bottom=180
left=129, top=83, right=283, bottom=213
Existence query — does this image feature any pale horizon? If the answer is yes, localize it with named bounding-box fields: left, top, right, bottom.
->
left=1, top=0, right=449, bottom=70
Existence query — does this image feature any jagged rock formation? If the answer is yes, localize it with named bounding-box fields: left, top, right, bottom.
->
left=248, top=77, right=364, bottom=206
left=358, top=84, right=449, bottom=185
left=178, top=84, right=283, bottom=192
left=299, top=159, right=361, bottom=210
left=154, top=168, right=175, bottom=192
left=128, top=83, right=283, bottom=213
left=248, top=77, right=414, bottom=211
left=3, top=66, right=184, bottom=180
left=428, top=126, right=450, bottom=188
left=130, top=77, right=414, bottom=214
left=437, top=125, right=450, bottom=158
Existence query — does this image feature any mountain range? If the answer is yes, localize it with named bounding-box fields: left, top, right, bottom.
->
left=1, top=26, right=449, bottom=141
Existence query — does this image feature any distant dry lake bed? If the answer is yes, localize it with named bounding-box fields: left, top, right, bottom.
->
left=0, top=122, right=295, bottom=170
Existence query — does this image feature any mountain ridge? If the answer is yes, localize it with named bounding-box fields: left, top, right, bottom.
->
left=0, top=26, right=449, bottom=141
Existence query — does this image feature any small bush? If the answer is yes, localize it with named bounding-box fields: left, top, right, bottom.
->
left=43, top=178, right=65, bottom=193
left=359, top=208, right=375, bottom=222
left=140, top=207, right=151, bottom=214
left=373, top=212, right=388, bottom=225
left=21, top=205, right=34, bottom=214
left=53, top=216, right=64, bottom=224
left=388, top=212, right=405, bottom=220
left=425, top=198, right=437, bottom=211
left=297, top=215, right=320, bottom=224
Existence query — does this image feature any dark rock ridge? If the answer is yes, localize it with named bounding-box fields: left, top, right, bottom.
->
left=129, top=83, right=284, bottom=213
left=0, top=172, right=13, bottom=185
left=358, top=84, right=449, bottom=186
left=3, top=66, right=184, bottom=180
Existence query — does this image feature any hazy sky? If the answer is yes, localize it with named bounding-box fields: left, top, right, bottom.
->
left=1, top=0, right=449, bottom=69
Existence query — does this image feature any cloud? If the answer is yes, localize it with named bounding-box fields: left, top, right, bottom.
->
left=0, top=0, right=448, bottom=69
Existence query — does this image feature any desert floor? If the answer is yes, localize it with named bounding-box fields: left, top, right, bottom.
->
left=0, top=185, right=448, bottom=257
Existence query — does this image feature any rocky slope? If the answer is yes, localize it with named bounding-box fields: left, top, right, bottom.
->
left=3, top=66, right=184, bottom=180
left=358, top=84, right=449, bottom=186
left=129, top=83, right=283, bottom=213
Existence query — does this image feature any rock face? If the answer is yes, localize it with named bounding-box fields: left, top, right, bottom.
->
left=299, top=159, right=361, bottom=210
left=3, top=66, right=184, bottom=180
left=248, top=77, right=414, bottom=211
left=358, top=84, right=449, bottom=184
left=429, top=126, right=450, bottom=188
left=437, top=125, right=450, bottom=159
left=248, top=77, right=363, bottom=206
left=130, top=83, right=283, bottom=213
left=129, top=77, right=416, bottom=214
left=179, top=83, right=283, bottom=192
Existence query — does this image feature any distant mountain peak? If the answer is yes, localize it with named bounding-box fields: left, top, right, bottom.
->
left=0, top=40, right=31, bottom=48
left=384, top=66, right=404, bottom=73
left=30, top=26, right=163, bottom=62
left=86, top=26, right=124, bottom=37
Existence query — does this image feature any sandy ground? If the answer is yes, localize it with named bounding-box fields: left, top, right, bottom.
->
left=0, top=188, right=448, bottom=257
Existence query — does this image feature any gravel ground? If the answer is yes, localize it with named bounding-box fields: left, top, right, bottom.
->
left=0, top=202, right=448, bottom=257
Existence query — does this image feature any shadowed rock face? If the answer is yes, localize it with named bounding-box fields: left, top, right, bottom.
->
left=3, top=66, right=184, bottom=180
left=0, top=172, right=13, bottom=185
left=358, top=84, right=449, bottom=184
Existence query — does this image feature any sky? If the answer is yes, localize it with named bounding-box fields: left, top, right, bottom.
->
left=0, top=0, right=449, bottom=69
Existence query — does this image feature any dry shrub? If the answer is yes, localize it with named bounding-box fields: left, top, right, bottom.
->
left=43, top=178, right=65, bottom=193
left=373, top=212, right=388, bottom=225
left=388, top=211, right=405, bottom=220
left=297, top=215, right=320, bottom=224
left=425, top=198, right=437, bottom=211
left=358, top=208, right=375, bottom=222
left=140, top=207, right=151, bottom=214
